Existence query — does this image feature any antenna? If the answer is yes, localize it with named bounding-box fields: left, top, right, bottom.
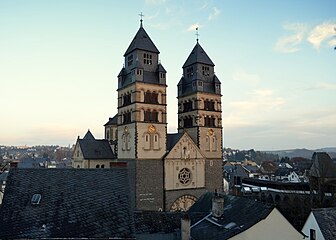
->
left=139, top=12, right=144, bottom=27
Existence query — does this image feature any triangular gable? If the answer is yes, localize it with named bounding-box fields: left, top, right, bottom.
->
left=165, top=132, right=205, bottom=160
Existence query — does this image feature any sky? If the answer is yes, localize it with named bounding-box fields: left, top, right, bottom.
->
left=0, top=0, right=335, bottom=150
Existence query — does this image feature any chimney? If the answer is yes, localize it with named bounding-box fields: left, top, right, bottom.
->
left=212, top=190, right=224, bottom=218
left=181, top=213, right=190, bottom=240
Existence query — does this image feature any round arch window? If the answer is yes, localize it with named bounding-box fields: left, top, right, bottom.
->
left=178, top=168, right=191, bottom=185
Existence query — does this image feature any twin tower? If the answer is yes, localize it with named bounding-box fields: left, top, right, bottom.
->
left=105, top=21, right=223, bottom=211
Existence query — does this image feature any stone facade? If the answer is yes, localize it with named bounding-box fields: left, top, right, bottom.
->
left=104, top=21, right=223, bottom=211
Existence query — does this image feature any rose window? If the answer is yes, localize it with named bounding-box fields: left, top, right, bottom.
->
left=178, top=168, right=191, bottom=185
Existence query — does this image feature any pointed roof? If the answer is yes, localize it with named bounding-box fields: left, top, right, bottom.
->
left=124, top=25, right=159, bottom=56
left=183, top=42, right=214, bottom=68
left=157, top=63, right=167, bottom=73
left=83, top=130, right=95, bottom=140
left=104, top=114, right=118, bottom=126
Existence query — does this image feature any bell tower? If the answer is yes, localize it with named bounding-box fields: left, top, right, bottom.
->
left=116, top=17, right=167, bottom=210
left=177, top=38, right=223, bottom=193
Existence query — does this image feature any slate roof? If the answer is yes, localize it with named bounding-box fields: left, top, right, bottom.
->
left=78, top=138, right=115, bottom=159
left=166, top=133, right=183, bottom=152
left=0, top=168, right=134, bottom=239
left=104, top=114, right=118, bottom=126
left=311, top=152, right=336, bottom=178
left=183, top=42, right=214, bottom=68
left=124, top=25, right=159, bottom=56
left=188, top=192, right=274, bottom=240
left=157, top=63, right=167, bottom=73
left=312, top=207, right=336, bottom=240
left=83, top=129, right=95, bottom=140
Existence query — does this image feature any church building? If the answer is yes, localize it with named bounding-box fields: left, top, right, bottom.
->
left=73, top=19, right=223, bottom=212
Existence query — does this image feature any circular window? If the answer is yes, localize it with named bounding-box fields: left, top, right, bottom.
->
left=178, top=168, right=191, bottom=185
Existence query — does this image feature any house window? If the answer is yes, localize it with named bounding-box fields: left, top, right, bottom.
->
left=183, top=117, right=193, bottom=127
left=310, top=229, right=316, bottom=240
left=76, top=150, right=79, bottom=157
left=198, top=81, right=203, bottom=87
left=160, top=72, right=165, bottom=78
left=187, top=67, right=193, bottom=78
left=192, top=81, right=196, bottom=87
left=143, top=53, right=152, bottom=65
left=123, top=93, right=131, bottom=106
left=144, top=110, right=158, bottom=123
left=123, top=112, right=131, bottom=124
left=31, top=194, right=41, bottom=205
left=137, top=69, right=142, bottom=75
left=127, top=55, right=133, bottom=66
left=204, top=116, right=215, bottom=127
left=202, top=65, right=210, bottom=76
left=183, top=101, right=192, bottom=112
left=204, top=100, right=215, bottom=111
left=144, top=91, right=158, bottom=104
left=106, top=129, right=110, bottom=140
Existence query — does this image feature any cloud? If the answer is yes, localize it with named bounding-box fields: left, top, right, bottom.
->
left=230, top=89, right=285, bottom=111
left=315, top=82, right=336, bottom=90
left=275, top=23, right=307, bottom=53
left=232, top=70, right=261, bottom=85
left=145, top=0, right=166, bottom=4
left=208, top=7, right=220, bottom=21
left=187, top=23, right=201, bottom=32
left=307, top=22, right=336, bottom=49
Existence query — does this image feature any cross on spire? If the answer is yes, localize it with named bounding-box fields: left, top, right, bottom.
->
left=196, top=27, right=199, bottom=42
left=139, top=12, right=144, bottom=27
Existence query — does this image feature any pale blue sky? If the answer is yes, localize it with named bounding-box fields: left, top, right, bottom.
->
left=0, top=0, right=335, bottom=150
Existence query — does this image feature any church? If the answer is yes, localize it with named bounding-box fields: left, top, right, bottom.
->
left=72, top=19, right=223, bottom=212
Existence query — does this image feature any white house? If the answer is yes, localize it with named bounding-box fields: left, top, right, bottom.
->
left=302, top=207, right=336, bottom=240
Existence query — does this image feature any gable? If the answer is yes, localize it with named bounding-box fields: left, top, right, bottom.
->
left=165, top=132, right=205, bottom=160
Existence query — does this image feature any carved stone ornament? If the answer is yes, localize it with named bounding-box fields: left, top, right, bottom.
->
left=148, top=124, right=156, bottom=134
left=170, top=195, right=197, bottom=212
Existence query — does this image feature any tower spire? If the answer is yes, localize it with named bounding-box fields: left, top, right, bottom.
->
left=196, top=27, right=199, bottom=43
left=139, top=12, right=144, bottom=27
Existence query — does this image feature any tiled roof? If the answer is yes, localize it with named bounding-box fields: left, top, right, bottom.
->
left=79, top=139, right=115, bottom=159
left=124, top=26, right=159, bottom=56
left=188, top=192, right=274, bottom=240
left=0, top=168, right=134, bottom=239
left=312, top=207, right=336, bottom=240
left=183, top=42, right=214, bottom=68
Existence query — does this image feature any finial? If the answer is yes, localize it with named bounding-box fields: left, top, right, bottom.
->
left=139, top=12, right=144, bottom=27
left=196, top=27, right=199, bottom=43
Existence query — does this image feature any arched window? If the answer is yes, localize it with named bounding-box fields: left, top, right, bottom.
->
left=205, top=136, right=210, bottom=151
left=153, top=133, right=159, bottom=150
left=144, top=133, right=150, bottom=150
left=106, top=129, right=110, bottom=140
left=96, top=164, right=100, bottom=168
left=101, top=164, right=105, bottom=169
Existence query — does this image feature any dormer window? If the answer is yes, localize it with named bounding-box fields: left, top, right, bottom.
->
left=144, top=53, right=152, bottom=65
left=160, top=72, right=165, bottom=78
left=137, top=69, right=142, bottom=75
left=31, top=194, right=41, bottom=205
